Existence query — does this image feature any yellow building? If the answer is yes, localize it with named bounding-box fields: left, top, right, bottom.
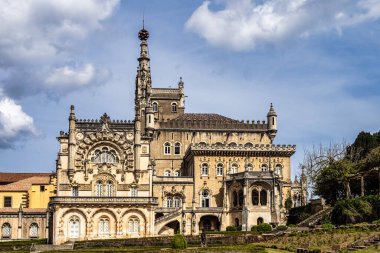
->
left=0, top=173, right=56, bottom=240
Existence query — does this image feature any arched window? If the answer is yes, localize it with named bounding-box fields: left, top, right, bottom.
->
left=230, top=163, right=238, bottom=174
left=164, top=170, right=171, bottom=177
left=130, top=187, right=138, bottom=197
left=1, top=223, right=11, bottom=239
left=261, top=164, right=268, bottom=172
left=260, top=190, right=267, bottom=206
left=152, top=102, right=158, bottom=112
left=201, top=163, right=209, bottom=176
left=201, top=190, right=210, bottom=207
left=91, top=148, right=119, bottom=164
left=252, top=189, right=259, bottom=205
left=238, top=189, right=244, bottom=206
left=275, top=164, right=282, bottom=176
left=164, top=142, right=171, bottom=155
left=244, top=143, right=253, bottom=148
left=171, top=103, right=177, bottom=113
left=99, top=217, right=110, bottom=236
left=198, top=142, right=207, bottom=147
left=215, top=142, right=223, bottom=147
left=96, top=181, right=103, bottom=197
left=106, top=181, right=113, bottom=197
left=128, top=217, right=139, bottom=234
left=68, top=216, right=80, bottom=238
left=174, top=196, right=182, bottom=208
left=246, top=163, right=253, bottom=171
left=232, top=191, right=238, bottom=207
left=166, top=197, right=173, bottom=208
left=216, top=163, right=223, bottom=176
left=174, top=142, right=181, bottom=155
left=228, top=142, right=237, bottom=148
left=29, top=223, right=39, bottom=238
left=257, top=217, right=264, bottom=225
left=174, top=170, right=180, bottom=177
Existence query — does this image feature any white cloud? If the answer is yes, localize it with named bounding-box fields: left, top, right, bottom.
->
left=0, top=94, right=37, bottom=148
left=45, top=64, right=111, bottom=90
left=186, top=0, right=380, bottom=50
left=0, top=0, right=119, bottom=97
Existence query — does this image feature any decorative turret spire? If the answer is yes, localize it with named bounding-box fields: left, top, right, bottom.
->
left=267, top=103, right=277, bottom=141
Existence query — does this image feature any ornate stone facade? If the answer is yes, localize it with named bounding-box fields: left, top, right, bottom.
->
left=50, top=26, right=305, bottom=245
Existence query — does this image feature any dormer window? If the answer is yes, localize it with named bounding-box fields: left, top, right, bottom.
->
left=171, top=102, right=177, bottom=113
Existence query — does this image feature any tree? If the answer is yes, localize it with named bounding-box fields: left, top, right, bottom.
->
left=302, top=142, right=347, bottom=199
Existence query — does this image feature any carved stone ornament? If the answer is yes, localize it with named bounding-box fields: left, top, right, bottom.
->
left=100, top=113, right=111, bottom=132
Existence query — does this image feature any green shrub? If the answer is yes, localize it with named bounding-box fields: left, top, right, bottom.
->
left=171, top=233, right=187, bottom=249
left=257, top=223, right=272, bottom=233
left=251, top=225, right=258, bottom=232
left=226, top=226, right=237, bottom=231
left=309, top=247, right=321, bottom=253
left=277, top=225, right=288, bottom=231
left=321, top=223, right=335, bottom=229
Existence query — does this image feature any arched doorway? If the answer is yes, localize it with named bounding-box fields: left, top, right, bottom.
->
left=199, top=215, right=220, bottom=231
left=158, top=220, right=180, bottom=235
left=257, top=217, right=264, bottom=225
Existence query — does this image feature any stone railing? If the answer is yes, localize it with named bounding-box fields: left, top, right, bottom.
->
left=50, top=196, right=158, bottom=205
left=155, top=208, right=182, bottom=224
left=226, top=171, right=275, bottom=180
left=153, top=176, right=193, bottom=183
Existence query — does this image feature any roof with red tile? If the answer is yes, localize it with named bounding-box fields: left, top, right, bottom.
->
left=173, top=113, right=237, bottom=122
left=0, top=176, right=51, bottom=192
left=0, top=172, right=52, bottom=183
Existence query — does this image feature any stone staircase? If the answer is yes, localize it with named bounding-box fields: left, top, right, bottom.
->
left=30, top=243, right=74, bottom=252
left=155, top=209, right=182, bottom=226
left=297, top=207, right=333, bottom=227
left=345, top=233, right=380, bottom=251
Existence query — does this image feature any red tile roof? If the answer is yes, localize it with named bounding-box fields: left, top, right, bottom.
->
left=0, top=176, right=51, bottom=192
left=0, top=172, right=52, bottom=183
left=173, top=113, right=237, bottom=122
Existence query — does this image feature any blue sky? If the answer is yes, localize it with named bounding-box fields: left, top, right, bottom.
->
left=0, top=0, right=380, bottom=178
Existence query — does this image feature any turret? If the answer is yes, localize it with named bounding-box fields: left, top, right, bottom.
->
left=68, top=105, right=76, bottom=182
left=267, top=103, right=277, bottom=141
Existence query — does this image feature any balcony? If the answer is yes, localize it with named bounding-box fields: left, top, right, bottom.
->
left=49, top=196, right=158, bottom=205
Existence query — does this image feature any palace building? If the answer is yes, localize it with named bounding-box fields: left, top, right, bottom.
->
left=44, top=26, right=307, bottom=244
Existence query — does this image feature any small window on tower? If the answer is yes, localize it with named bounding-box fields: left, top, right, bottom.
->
left=152, top=102, right=158, bottom=112
left=171, top=103, right=177, bottom=113
left=40, top=186, right=45, bottom=192
left=174, top=142, right=181, bottom=155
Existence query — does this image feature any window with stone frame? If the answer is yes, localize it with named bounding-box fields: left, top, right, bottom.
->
left=152, top=102, right=158, bottom=112
left=174, top=142, right=181, bottom=155
left=261, top=164, right=269, bottom=172
left=260, top=190, right=268, bottom=205
left=171, top=102, right=177, bottom=113
left=174, top=170, right=180, bottom=176
left=130, top=187, right=138, bottom=197
left=128, top=217, right=139, bottom=234
left=173, top=196, right=182, bottom=208
left=72, top=186, right=79, bottom=197
left=164, top=170, right=171, bottom=177
left=164, top=142, right=171, bottom=155
left=29, top=223, right=39, bottom=238
left=252, top=189, right=259, bottom=205
left=201, top=163, right=209, bottom=176
left=275, top=164, right=282, bottom=176
left=201, top=190, right=210, bottom=207
left=1, top=223, right=11, bottom=239
left=91, top=147, right=119, bottom=164
left=68, top=216, right=80, bottom=238
left=230, top=163, right=238, bottom=174
left=98, top=217, right=110, bottom=236
left=216, top=163, right=223, bottom=176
